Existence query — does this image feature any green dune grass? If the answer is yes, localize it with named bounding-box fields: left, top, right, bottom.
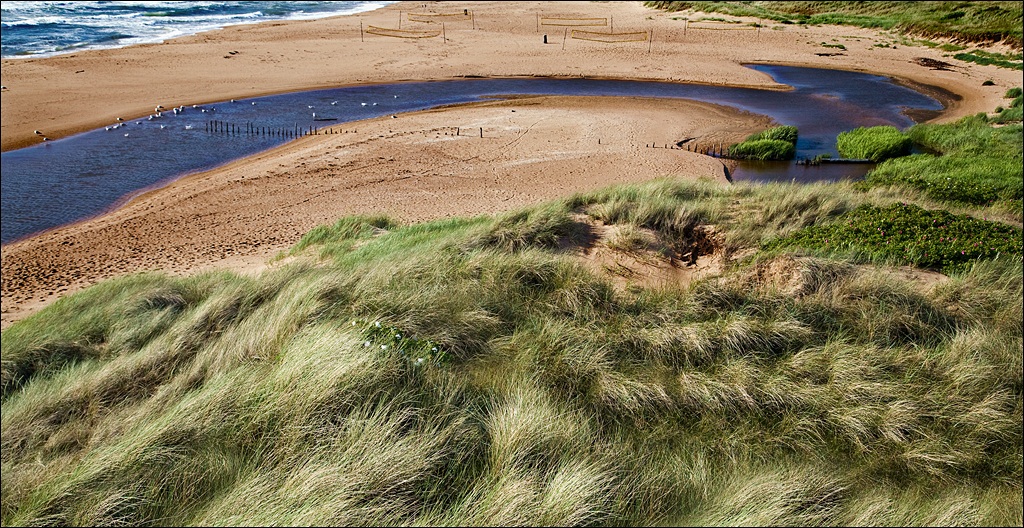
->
left=647, top=1, right=1024, bottom=48
left=3, top=173, right=1021, bottom=526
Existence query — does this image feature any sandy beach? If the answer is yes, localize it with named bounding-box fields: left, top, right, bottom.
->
left=2, top=1, right=1021, bottom=329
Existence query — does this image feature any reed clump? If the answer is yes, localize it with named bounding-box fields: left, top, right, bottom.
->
left=836, top=126, right=913, bottom=162
left=728, top=126, right=799, bottom=161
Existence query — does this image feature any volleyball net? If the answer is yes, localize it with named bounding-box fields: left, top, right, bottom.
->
left=685, top=22, right=758, bottom=31
left=540, top=17, right=607, bottom=27
left=571, top=29, right=648, bottom=43
left=365, top=25, right=441, bottom=38
left=407, top=11, right=472, bottom=23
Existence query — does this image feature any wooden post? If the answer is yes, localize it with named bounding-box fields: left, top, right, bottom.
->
left=610, top=15, right=613, bottom=32
left=472, top=11, right=476, bottom=30
left=648, top=29, right=653, bottom=53
left=443, top=22, right=446, bottom=42
left=398, top=11, right=402, bottom=30
left=360, top=20, right=364, bottom=42
left=536, top=13, right=539, bottom=32
left=562, top=27, right=567, bottom=50
left=683, top=19, right=687, bottom=36
left=479, top=127, right=483, bottom=138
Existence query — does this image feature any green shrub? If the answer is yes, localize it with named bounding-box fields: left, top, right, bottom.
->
left=728, top=139, right=796, bottom=161
left=836, top=126, right=912, bottom=162
left=1006, top=87, right=1023, bottom=98
left=764, top=202, right=1023, bottom=273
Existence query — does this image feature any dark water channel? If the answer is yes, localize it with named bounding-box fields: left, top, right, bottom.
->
left=0, top=65, right=943, bottom=244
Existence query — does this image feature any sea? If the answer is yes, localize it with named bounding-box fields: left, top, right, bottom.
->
left=1, top=1, right=395, bottom=59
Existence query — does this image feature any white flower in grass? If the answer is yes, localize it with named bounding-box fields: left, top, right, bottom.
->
left=416, top=358, right=425, bottom=365
left=352, top=321, right=357, bottom=326
left=380, top=344, right=388, bottom=350
left=363, top=341, right=371, bottom=347
left=431, top=347, right=438, bottom=352
left=395, top=333, right=402, bottom=339
left=375, top=321, right=381, bottom=328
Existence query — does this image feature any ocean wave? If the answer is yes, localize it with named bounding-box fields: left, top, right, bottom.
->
left=1, top=1, right=396, bottom=58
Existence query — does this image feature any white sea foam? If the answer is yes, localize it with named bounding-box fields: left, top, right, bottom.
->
left=1, top=1, right=395, bottom=58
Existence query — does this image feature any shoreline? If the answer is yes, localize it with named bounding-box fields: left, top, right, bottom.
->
left=3, top=1, right=1018, bottom=152
left=2, top=1, right=1021, bottom=329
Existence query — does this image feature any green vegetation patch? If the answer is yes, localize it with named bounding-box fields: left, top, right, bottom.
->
left=859, top=115, right=1022, bottom=211
left=764, top=202, right=1023, bottom=272
left=953, top=49, right=1024, bottom=70
left=728, top=125, right=798, bottom=160
left=836, top=125, right=912, bottom=162
left=728, top=138, right=796, bottom=160
left=645, top=1, right=1024, bottom=48
left=748, top=124, right=799, bottom=144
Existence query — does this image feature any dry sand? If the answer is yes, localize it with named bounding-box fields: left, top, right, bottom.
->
left=1, top=1, right=1021, bottom=328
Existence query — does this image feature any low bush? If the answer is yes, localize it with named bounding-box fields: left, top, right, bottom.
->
left=836, top=126, right=912, bottom=162
left=764, top=202, right=1023, bottom=273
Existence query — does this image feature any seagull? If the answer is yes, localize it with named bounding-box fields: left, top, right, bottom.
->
left=307, top=105, right=314, bottom=109
left=251, top=101, right=256, bottom=105
left=42, top=137, right=49, bottom=141
left=394, top=95, right=398, bottom=98
left=372, top=102, right=377, bottom=106
left=361, top=102, right=367, bottom=106
left=185, top=125, right=193, bottom=130
left=34, top=130, right=43, bottom=135
left=117, top=117, right=124, bottom=122
left=124, top=133, right=129, bottom=137
left=231, top=99, right=236, bottom=103
left=160, top=125, right=166, bottom=129
left=331, top=101, right=338, bottom=105
left=312, top=112, right=317, bottom=118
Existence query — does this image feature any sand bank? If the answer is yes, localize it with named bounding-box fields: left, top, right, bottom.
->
left=3, top=1, right=1019, bottom=151
left=2, top=1, right=1020, bottom=328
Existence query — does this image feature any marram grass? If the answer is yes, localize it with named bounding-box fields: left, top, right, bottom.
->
left=3, top=173, right=1021, bottom=526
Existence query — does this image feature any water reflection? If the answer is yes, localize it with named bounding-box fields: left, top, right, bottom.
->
left=0, top=65, right=943, bottom=244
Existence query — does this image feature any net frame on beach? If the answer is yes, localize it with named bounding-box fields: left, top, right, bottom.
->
left=540, top=16, right=608, bottom=27
left=685, top=22, right=758, bottom=31
left=365, top=25, right=441, bottom=38
left=407, top=11, right=472, bottom=23
left=571, top=29, right=648, bottom=43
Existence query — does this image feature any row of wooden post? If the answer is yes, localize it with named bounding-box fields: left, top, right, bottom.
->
left=204, top=120, right=358, bottom=138
left=646, top=141, right=730, bottom=157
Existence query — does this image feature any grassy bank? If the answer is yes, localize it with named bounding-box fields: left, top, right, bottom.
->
left=3, top=171, right=1021, bottom=525
left=858, top=111, right=1022, bottom=216
left=646, top=1, right=1024, bottom=48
